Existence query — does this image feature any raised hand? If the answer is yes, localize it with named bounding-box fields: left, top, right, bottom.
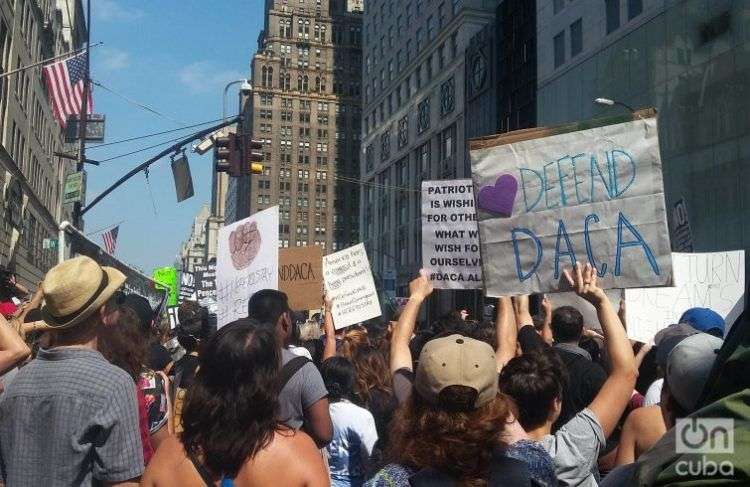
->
left=563, top=263, right=606, bottom=306
left=409, top=269, right=434, bottom=301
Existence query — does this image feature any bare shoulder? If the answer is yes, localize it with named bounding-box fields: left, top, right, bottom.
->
left=626, top=405, right=663, bottom=430
left=265, top=428, right=321, bottom=457
left=143, top=436, right=195, bottom=481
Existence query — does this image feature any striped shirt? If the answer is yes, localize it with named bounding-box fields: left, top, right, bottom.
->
left=0, top=347, right=143, bottom=486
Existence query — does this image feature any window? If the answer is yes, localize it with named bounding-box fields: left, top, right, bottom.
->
left=440, top=77, right=455, bottom=116
left=628, top=0, right=643, bottom=20
left=441, top=124, right=456, bottom=160
left=553, top=0, right=564, bottom=15
left=380, top=130, right=391, bottom=161
left=451, top=0, right=460, bottom=15
left=418, top=142, right=430, bottom=175
left=606, top=0, right=620, bottom=34
left=553, top=31, right=565, bottom=68
left=417, top=97, right=430, bottom=133
left=570, top=19, right=582, bottom=57
left=398, top=115, right=409, bottom=148
left=438, top=3, right=445, bottom=28
left=366, top=144, right=374, bottom=171
left=427, top=16, right=435, bottom=40
left=416, top=28, right=423, bottom=52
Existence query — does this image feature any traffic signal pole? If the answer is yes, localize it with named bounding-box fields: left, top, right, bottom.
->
left=80, top=116, right=241, bottom=216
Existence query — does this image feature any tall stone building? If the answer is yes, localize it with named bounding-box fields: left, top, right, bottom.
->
left=360, top=0, right=498, bottom=297
left=0, top=0, right=86, bottom=287
left=227, top=0, right=363, bottom=254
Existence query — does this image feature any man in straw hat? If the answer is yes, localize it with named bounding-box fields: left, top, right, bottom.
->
left=0, top=256, right=144, bottom=486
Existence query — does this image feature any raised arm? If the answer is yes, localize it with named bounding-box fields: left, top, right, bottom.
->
left=322, top=295, right=336, bottom=361
left=495, top=296, right=516, bottom=372
left=0, top=314, right=30, bottom=374
left=564, top=263, right=637, bottom=438
left=390, top=270, right=433, bottom=374
left=540, top=295, right=554, bottom=344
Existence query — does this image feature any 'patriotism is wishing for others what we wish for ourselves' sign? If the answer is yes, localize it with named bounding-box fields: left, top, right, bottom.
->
left=421, top=180, right=483, bottom=289
left=469, top=109, right=673, bottom=296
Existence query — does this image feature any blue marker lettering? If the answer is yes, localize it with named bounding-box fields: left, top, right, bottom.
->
left=543, top=161, right=560, bottom=209
left=610, top=149, right=636, bottom=197
left=554, top=220, right=577, bottom=280
left=520, top=168, right=543, bottom=212
left=570, top=153, right=588, bottom=204
left=584, top=213, right=608, bottom=277
left=590, top=154, right=614, bottom=200
left=511, top=228, right=543, bottom=281
left=615, top=212, right=660, bottom=277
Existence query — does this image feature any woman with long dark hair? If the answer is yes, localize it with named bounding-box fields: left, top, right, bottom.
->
left=142, top=319, right=328, bottom=486
left=322, top=356, right=378, bottom=487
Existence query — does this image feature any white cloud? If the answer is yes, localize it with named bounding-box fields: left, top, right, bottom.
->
left=177, top=61, right=247, bottom=94
left=97, top=47, right=130, bottom=71
left=94, top=0, right=145, bottom=22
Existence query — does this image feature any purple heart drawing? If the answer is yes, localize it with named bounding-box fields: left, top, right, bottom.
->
left=477, top=174, right=518, bottom=217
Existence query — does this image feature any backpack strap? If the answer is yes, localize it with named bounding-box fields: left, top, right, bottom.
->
left=155, top=371, right=175, bottom=435
left=279, top=355, right=310, bottom=389
left=187, top=451, right=215, bottom=486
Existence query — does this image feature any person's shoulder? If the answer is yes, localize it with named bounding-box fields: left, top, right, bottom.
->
left=625, top=405, right=662, bottom=430
left=144, top=436, right=188, bottom=477
left=261, top=428, right=320, bottom=462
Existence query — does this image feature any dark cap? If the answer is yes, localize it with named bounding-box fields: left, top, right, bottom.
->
left=654, top=323, right=698, bottom=368
left=122, top=294, right=155, bottom=332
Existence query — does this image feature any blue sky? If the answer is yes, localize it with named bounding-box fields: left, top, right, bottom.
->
left=84, top=0, right=264, bottom=274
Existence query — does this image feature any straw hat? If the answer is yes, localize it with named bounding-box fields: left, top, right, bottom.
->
left=40, top=256, right=126, bottom=329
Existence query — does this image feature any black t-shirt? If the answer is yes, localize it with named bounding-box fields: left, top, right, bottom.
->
left=554, top=346, right=607, bottom=430
left=146, top=342, right=173, bottom=372
left=173, top=353, right=200, bottom=389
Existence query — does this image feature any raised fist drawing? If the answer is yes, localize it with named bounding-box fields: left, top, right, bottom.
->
left=228, top=221, right=262, bottom=270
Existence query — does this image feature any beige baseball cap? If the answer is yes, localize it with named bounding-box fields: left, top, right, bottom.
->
left=414, top=334, right=498, bottom=409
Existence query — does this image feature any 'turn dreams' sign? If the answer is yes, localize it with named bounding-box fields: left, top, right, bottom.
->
left=469, top=110, right=673, bottom=296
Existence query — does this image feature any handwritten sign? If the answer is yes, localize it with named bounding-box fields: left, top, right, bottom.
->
left=625, top=251, right=745, bottom=343
left=549, top=290, right=623, bottom=332
left=469, top=110, right=673, bottom=296
left=279, top=246, right=323, bottom=311
left=323, top=243, right=381, bottom=329
left=216, top=206, right=279, bottom=327
left=421, top=180, right=482, bottom=289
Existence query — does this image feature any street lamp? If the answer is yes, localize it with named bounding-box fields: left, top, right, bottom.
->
left=222, top=79, right=252, bottom=119
left=594, top=97, right=636, bottom=113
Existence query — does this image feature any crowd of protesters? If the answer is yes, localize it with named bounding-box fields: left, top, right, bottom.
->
left=0, top=256, right=746, bottom=486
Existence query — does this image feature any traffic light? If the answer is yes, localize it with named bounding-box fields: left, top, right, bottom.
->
left=245, top=139, right=264, bottom=175
left=214, top=133, right=242, bottom=177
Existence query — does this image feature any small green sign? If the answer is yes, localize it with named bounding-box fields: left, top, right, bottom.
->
left=152, top=266, right=179, bottom=307
left=63, top=171, right=86, bottom=204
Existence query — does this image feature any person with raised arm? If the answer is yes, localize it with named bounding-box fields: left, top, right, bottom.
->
left=499, top=262, right=638, bottom=486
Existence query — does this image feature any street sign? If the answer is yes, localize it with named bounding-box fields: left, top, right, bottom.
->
left=65, top=114, right=106, bottom=142
left=671, top=198, right=694, bottom=252
left=42, top=238, right=58, bottom=250
left=63, top=171, right=86, bottom=205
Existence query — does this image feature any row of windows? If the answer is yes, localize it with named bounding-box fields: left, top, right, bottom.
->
left=366, top=122, right=457, bottom=176
left=276, top=15, right=361, bottom=46
left=552, top=0, right=644, bottom=69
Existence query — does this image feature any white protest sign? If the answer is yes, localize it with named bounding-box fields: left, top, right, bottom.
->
left=625, top=251, right=745, bottom=343
left=421, top=180, right=482, bottom=289
left=323, top=243, right=382, bottom=329
left=470, top=111, right=673, bottom=296
left=216, top=206, right=279, bottom=327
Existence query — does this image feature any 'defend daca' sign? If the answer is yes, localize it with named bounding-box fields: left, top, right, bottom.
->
left=421, top=180, right=482, bottom=289
left=469, top=110, right=673, bottom=296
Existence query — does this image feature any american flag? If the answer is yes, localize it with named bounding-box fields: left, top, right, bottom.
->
left=42, top=52, right=93, bottom=128
left=102, top=226, right=119, bottom=255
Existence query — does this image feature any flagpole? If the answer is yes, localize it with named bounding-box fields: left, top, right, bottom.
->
left=73, top=0, right=92, bottom=229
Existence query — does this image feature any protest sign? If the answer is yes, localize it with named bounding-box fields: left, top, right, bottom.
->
left=625, top=251, right=745, bottom=343
left=323, top=243, right=381, bottom=329
left=179, top=271, right=196, bottom=303
left=279, top=246, right=323, bottom=311
left=421, top=180, right=482, bottom=289
left=216, top=206, right=279, bottom=327
left=194, top=263, right=217, bottom=301
left=469, top=109, right=672, bottom=296
left=153, top=267, right=179, bottom=306
left=670, top=198, right=694, bottom=252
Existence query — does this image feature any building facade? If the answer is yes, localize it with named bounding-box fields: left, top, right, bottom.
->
left=0, top=0, right=85, bottom=287
left=226, top=0, right=363, bottom=255
left=537, top=0, right=750, bottom=268
left=180, top=203, right=210, bottom=273
left=360, top=0, right=499, bottom=296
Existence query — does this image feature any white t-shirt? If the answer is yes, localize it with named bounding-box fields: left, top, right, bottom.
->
left=540, top=408, right=605, bottom=487
left=326, top=400, right=378, bottom=486
left=644, top=378, right=664, bottom=406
